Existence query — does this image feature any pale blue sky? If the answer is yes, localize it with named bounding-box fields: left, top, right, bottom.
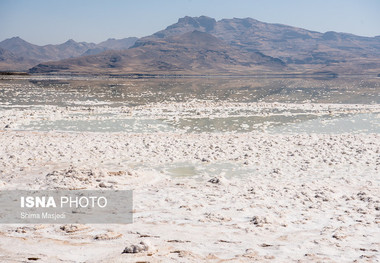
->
left=0, top=0, right=379, bottom=45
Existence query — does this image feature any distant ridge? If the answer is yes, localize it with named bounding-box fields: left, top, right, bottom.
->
left=30, top=30, right=286, bottom=75
left=82, top=37, right=138, bottom=56
left=1, top=15, right=380, bottom=74
left=146, top=16, right=380, bottom=73
left=0, top=37, right=138, bottom=71
left=0, top=37, right=96, bottom=62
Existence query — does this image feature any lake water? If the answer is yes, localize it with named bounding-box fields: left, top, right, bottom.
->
left=1, top=75, right=379, bottom=134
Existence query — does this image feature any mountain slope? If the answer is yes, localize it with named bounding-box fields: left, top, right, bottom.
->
left=97, top=37, right=138, bottom=50
left=0, top=37, right=97, bottom=71
left=0, top=37, right=139, bottom=71
left=82, top=37, right=138, bottom=56
left=0, top=47, right=37, bottom=71
left=0, top=37, right=96, bottom=61
left=3, top=16, right=379, bottom=74
left=147, top=16, right=380, bottom=73
left=29, top=31, right=286, bottom=75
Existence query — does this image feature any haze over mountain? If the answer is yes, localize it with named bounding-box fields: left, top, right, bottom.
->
left=81, top=37, right=138, bottom=56
left=30, top=31, right=285, bottom=75
left=0, top=37, right=138, bottom=71
left=2, top=16, right=379, bottom=74
left=0, top=47, right=38, bottom=71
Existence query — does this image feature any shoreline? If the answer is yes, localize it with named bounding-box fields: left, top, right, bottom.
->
left=2, top=72, right=380, bottom=80
left=0, top=76, right=379, bottom=262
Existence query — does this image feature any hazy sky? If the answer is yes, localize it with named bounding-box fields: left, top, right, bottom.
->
left=1, top=0, right=379, bottom=45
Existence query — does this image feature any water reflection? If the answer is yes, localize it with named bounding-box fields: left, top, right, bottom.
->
left=1, top=76, right=379, bottom=134
left=1, top=76, right=379, bottom=106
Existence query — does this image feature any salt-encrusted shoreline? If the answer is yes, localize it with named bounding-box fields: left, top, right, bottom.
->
left=0, top=128, right=379, bottom=262
left=1, top=101, right=380, bottom=128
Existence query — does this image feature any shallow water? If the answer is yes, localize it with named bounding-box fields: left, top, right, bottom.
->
left=141, top=161, right=258, bottom=180
left=14, top=112, right=379, bottom=134
left=1, top=76, right=380, bottom=179
left=1, top=76, right=380, bottom=106
left=268, top=113, right=380, bottom=134
left=21, top=118, right=175, bottom=133
left=1, top=76, right=379, bottom=134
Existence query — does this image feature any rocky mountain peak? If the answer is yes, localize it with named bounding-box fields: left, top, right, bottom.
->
left=63, top=39, right=77, bottom=45
left=176, top=16, right=217, bottom=31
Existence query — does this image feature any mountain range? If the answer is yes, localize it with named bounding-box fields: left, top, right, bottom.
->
left=29, top=31, right=286, bottom=75
left=0, top=37, right=138, bottom=71
left=1, top=16, right=380, bottom=75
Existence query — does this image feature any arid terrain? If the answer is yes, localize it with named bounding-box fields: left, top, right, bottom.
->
left=1, top=16, right=379, bottom=74
left=0, top=76, right=379, bottom=262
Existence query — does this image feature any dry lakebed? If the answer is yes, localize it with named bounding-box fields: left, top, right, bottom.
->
left=0, top=76, right=379, bottom=262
